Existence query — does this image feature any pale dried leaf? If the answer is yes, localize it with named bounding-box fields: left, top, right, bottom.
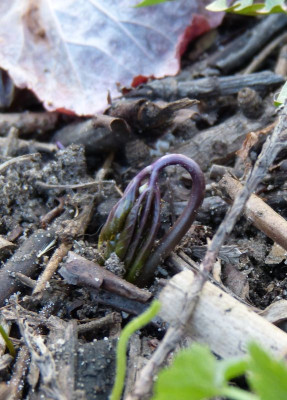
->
left=0, top=0, right=223, bottom=115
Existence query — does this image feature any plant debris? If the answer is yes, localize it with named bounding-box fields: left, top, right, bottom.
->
left=2, top=11, right=287, bottom=400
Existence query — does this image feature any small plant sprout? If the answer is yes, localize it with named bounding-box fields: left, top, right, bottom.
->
left=98, top=154, right=205, bottom=285
left=110, top=300, right=161, bottom=400
left=0, top=324, right=16, bottom=358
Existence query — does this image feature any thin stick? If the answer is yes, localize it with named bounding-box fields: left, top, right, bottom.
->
left=8, top=346, right=30, bottom=400
left=275, top=44, right=287, bottom=77
left=0, top=153, right=40, bottom=173
left=2, top=127, right=18, bottom=157
left=244, top=31, right=287, bottom=74
left=36, top=180, right=115, bottom=190
left=219, top=173, right=287, bottom=250
left=0, top=112, right=58, bottom=136
left=33, top=242, right=72, bottom=295
left=127, top=103, right=287, bottom=399
left=77, top=312, right=121, bottom=334
left=33, top=201, right=95, bottom=295
left=95, top=152, right=114, bottom=181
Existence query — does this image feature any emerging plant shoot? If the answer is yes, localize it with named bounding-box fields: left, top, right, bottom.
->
left=98, top=154, right=205, bottom=285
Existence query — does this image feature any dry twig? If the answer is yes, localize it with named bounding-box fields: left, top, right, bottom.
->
left=160, top=255, right=287, bottom=358
left=243, top=31, right=287, bottom=74
left=127, top=103, right=287, bottom=399
left=0, top=112, right=58, bottom=136
left=0, top=153, right=40, bottom=174
left=33, top=201, right=95, bottom=295
left=8, top=346, right=30, bottom=400
left=59, top=252, right=152, bottom=303
left=77, top=312, right=122, bottom=334
left=219, top=173, right=287, bottom=250
left=0, top=229, right=56, bottom=306
left=33, top=242, right=72, bottom=295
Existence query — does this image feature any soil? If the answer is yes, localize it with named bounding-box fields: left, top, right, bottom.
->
left=1, top=12, right=287, bottom=400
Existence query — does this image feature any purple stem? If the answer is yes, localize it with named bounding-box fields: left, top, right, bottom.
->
left=124, top=184, right=156, bottom=268
left=126, top=185, right=161, bottom=282
left=98, top=165, right=151, bottom=250
left=138, top=154, right=205, bottom=286
left=115, top=189, right=149, bottom=260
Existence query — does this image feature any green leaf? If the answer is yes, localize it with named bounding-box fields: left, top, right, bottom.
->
left=248, top=342, right=287, bottom=400
left=206, top=0, right=230, bottom=11
left=262, top=0, right=287, bottom=12
left=275, top=81, right=287, bottom=105
left=135, top=0, right=173, bottom=7
left=152, top=344, right=224, bottom=400
left=234, top=0, right=254, bottom=10
left=206, top=0, right=287, bottom=15
left=220, top=357, right=249, bottom=381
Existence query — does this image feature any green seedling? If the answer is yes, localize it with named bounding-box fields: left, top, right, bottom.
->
left=110, top=300, right=161, bottom=400
left=98, top=154, right=205, bottom=285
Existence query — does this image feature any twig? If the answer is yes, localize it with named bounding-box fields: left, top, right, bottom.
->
left=159, top=256, right=287, bottom=358
left=2, top=127, right=18, bottom=157
left=33, top=242, right=72, bottom=295
left=211, top=14, right=287, bottom=73
left=36, top=180, right=115, bottom=190
left=53, top=115, right=132, bottom=155
left=243, top=31, right=287, bottom=74
left=0, top=153, right=40, bottom=174
left=219, top=173, right=287, bottom=250
left=15, top=273, right=36, bottom=289
left=0, top=229, right=56, bottom=306
left=18, top=318, right=66, bottom=400
left=95, top=152, right=114, bottom=181
left=93, top=290, right=147, bottom=316
left=123, top=334, right=143, bottom=400
left=127, top=103, right=287, bottom=399
left=0, top=112, right=59, bottom=136
left=0, top=382, right=11, bottom=398
left=127, top=71, right=283, bottom=101
left=33, top=201, right=95, bottom=295
left=6, top=225, right=23, bottom=242
left=8, top=346, right=30, bottom=400
left=275, top=44, right=287, bottom=77
left=0, top=136, right=57, bottom=153
left=77, top=312, right=122, bottom=334
left=0, top=235, right=16, bottom=252
left=59, top=252, right=152, bottom=303
left=40, top=197, right=65, bottom=228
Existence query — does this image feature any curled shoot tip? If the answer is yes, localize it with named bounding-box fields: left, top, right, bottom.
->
left=98, top=154, right=205, bottom=285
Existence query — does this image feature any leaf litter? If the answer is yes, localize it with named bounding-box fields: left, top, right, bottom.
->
left=0, top=0, right=223, bottom=115
left=1, top=9, right=287, bottom=400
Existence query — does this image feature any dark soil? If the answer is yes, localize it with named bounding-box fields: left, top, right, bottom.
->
left=1, top=13, right=287, bottom=400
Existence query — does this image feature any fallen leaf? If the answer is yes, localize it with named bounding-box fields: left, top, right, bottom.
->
left=222, top=263, right=249, bottom=299
left=0, top=0, right=223, bottom=115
